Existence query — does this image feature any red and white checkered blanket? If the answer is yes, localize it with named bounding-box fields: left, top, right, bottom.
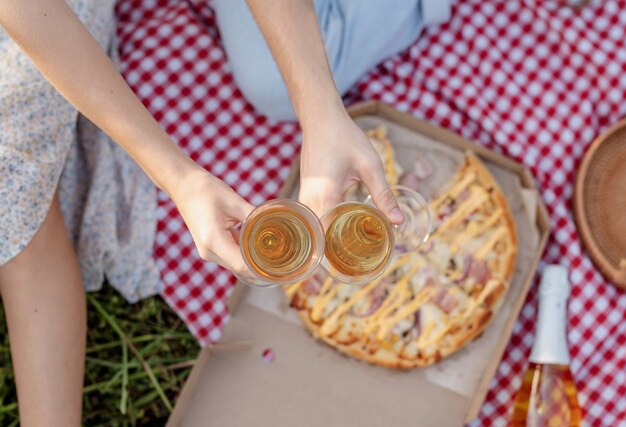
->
left=116, top=0, right=626, bottom=424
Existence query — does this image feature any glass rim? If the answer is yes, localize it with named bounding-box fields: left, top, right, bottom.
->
left=364, top=185, right=432, bottom=244
left=238, top=198, right=325, bottom=287
left=319, top=201, right=396, bottom=285
left=320, top=185, right=432, bottom=285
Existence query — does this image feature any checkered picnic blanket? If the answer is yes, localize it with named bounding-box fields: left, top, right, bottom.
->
left=116, top=0, right=626, bottom=425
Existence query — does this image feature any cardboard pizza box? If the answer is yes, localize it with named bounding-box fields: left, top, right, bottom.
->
left=167, top=101, right=550, bottom=427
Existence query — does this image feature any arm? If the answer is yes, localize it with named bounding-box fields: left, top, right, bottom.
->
left=0, top=0, right=253, bottom=273
left=246, top=0, right=403, bottom=223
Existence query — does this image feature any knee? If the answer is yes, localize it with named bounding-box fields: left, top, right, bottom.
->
left=229, top=59, right=297, bottom=122
left=212, top=0, right=297, bottom=121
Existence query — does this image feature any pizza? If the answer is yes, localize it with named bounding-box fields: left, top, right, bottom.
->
left=284, top=128, right=517, bottom=369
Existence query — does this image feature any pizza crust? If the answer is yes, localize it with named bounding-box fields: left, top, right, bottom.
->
left=462, top=152, right=517, bottom=279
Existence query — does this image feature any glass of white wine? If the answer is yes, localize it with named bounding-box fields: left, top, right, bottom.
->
left=237, top=199, right=325, bottom=288
left=320, top=185, right=431, bottom=285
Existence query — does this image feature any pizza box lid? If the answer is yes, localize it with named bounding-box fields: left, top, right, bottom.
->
left=574, top=118, right=626, bottom=288
left=167, top=101, right=551, bottom=427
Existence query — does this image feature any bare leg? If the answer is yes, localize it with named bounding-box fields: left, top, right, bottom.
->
left=0, top=194, right=85, bottom=426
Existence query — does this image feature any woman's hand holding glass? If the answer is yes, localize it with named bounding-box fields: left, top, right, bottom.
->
left=232, top=111, right=433, bottom=287
left=298, top=110, right=405, bottom=226
left=169, top=168, right=254, bottom=276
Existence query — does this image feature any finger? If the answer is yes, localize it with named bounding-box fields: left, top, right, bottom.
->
left=211, top=230, right=250, bottom=276
left=226, top=196, right=255, bottom=222
left=299, top=177, right=344, bottom=218
left=229, top=225, right=241, bottom=245
left=360, top=162, right=404, bottom=225
left=224, top=192, right=255, bottom=241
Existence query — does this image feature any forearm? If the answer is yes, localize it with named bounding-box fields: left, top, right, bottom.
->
left=0, top=0, right=201, bottom=194
left=246, top=0, right=347, bottom=129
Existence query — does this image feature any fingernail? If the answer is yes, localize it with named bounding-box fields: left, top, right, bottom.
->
left=389, top=207, right=404, bottom=224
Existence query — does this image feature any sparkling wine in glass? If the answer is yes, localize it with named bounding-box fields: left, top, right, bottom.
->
left=238, top=199, right=324, bottom=288
left=320, top=185, right=431, bottom=284
left=322, top=202, right=395, bottom=284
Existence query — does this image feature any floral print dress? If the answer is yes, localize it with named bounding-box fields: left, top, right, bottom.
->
left=0, top=0, right=160, bottom=302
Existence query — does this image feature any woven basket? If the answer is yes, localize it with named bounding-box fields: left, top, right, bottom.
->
left=574, top=119, right=626, bottom=289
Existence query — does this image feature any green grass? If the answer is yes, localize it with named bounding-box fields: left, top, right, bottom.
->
left=0, top=285, right=199, bottom=426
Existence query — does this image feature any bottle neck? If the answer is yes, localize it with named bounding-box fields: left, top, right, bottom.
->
left=529, top=293, right=570, bottom=365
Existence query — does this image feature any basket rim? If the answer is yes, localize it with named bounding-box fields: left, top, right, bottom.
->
left=573, top=118, right=626, bottom=288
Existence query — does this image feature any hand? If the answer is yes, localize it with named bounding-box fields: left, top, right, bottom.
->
left=298, top=109, right=404, bottom=224
left=168, top=168, right=254, bottom=274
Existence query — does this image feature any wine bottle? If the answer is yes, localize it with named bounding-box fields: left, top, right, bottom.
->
left=511, top=265, right=583, bottom=426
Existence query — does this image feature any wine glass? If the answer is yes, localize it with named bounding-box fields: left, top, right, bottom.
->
left=236, top=199, right=325, bottom=288
left=320, top=185, right=431, bottom=285
left=365, top=185, right=431, bottom=255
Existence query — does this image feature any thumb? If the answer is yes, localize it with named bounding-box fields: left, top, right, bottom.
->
left=360, top=164, right=404, bottom=225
